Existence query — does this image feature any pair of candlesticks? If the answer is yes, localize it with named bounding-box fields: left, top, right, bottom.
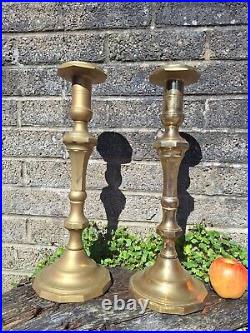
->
left=32, top=61, right=208, bottom=315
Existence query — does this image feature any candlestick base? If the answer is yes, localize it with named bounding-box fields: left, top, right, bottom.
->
left=33, top=248, right=111, bottom=303
left=129, top=255, right=208, bottom=315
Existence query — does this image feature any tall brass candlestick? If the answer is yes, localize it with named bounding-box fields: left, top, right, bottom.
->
left=129, top=64, right=208, bottom=314
left=33, top=61, right=111, bottom=302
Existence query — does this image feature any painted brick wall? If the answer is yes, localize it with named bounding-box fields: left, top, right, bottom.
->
left=2, top=2, right=248, bottom=291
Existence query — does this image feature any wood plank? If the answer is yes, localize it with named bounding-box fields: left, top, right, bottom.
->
left=2, top=268, right=248, bottom=331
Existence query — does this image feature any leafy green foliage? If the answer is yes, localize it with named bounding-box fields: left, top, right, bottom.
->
left=32, top=247, right=64, bottom=277
left=101, top=227, right=163, bottom=269
left=180, top=224, right=248, bottom=282
left=33, top=223, right=248, bottom=283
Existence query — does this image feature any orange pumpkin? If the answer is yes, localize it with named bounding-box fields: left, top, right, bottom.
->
left=209, top=257, right=248, bottom=299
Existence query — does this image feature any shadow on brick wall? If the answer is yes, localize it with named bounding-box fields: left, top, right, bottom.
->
left=90, top=131, right=201, bottom=262
left=177, top=132, right=202, bottom=234
left=97, top=132, right=132, bottom=239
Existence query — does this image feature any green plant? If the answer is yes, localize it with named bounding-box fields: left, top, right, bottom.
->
left=101, top=227, right=163, bottom=269
left=32, top=223, right=248, bottom=283
left=32, top=246, right=64, bottom=277
left=180, top=224, right=248, bottom=282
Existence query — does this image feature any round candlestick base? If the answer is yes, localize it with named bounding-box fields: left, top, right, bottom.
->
left=129, top=255, right=208, bottom=315
left=33, top=248, right=111, bottom=303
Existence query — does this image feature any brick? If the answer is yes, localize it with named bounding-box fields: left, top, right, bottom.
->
left=105, top=222, right=247, bottom=249
left=25, top=160, right=107, bottom=190
left=3, top=33, right=105, bottom=65
left=3, top=3, right=151, bottom=32
left=209, top=27, right=247, bottom=60
left=2, top=186, right=160, bottom=223
left=92, top=192, right=247, bottom=229
left=7, top=96, right=248, bottom=131
left=93, top=64, right=158, bottom=97
left=18, top=98, right=204, bottom=129
left=2, top=244, right=54, bottom=271
left=2, top=273, right=30, bottom=293
left=222, top=229, right=248, bottom=246
left=94, top=99, right=205, bottom=129
left=2, top=100, right=18, bottom=126
left=188, top=165, right=248, bottom=196
left=3, top=186, right=161, bottom=223
left=4, top=62, right=247, bottom=97
left=3, top=3, right=63, bottom=32
left=93, top=131, right=248, bottom=163
left=109, top=30, right=205, bottom=61
left=3, top=129, right=247, bottom=163
left=206, top=98, right=248, bottom=129
left=123, top=223, right=248, bottom=247
left=25, top=160, right=70, bottom=188
left=2, top=159, right=23, bottom=185
left=25, top=159, right=247, bottom=197
left=2, top=129, right=65, bottom=158
left=3, top=67, right=62, bottom=97
left=4, top=186, right=246, bottom=229
left=185, top=61, right=247, bottom=95
left=155, top=3, right=248, bottom=26
left=195, top=132, right=248, bottom=163
left=182, top=196, right=247, bottom=229
left=2, top=215, right=27, bottom=243
left=121, top=163, right=248, bottom=196
left=20, top=99, right=72, bottom=127
left=28, top=217, right=67, bottom=246
left=92, top=130, right=156, bottom=161
left=3, top=187, right=68, bottom=217
left=87, top=191, right=161, bottom=223
left=93, top=61, right=247, bottom=96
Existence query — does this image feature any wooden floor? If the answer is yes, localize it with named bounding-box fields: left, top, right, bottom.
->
left=2, top=268, right=248, bottom=331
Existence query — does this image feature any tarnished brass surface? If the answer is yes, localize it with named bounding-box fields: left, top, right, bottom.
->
left=32, top=62, right=111, bottom=302
left=129, top=64, right=208, bottom=314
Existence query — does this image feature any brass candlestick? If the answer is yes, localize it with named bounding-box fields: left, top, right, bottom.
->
left=33, top=61, right=111, bottom=302
left=129, top=64, right=208, bottom=314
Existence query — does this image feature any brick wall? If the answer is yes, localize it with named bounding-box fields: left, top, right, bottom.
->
left=2, top=2, right=248, bottom=291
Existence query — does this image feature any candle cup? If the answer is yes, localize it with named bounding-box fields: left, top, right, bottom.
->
left=129, top=64, right=208, bottom=315
left=32, top=61, right=111, bottom=303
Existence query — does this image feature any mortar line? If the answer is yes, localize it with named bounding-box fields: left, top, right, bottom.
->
left=206, top=226, right=248, bottom=233
left=3, top=242, right=56, bottom=250
left=149, top=2, right=156, bottom=30
left=204, top=99, right=210, bottom=128
left=3, top=92, right=248, bottom=99
left=16, top=100, right=22, bottom=128
left=3, top=185, right=248, bottom=199
left=2, top=94, right=248, bottom=101
left=2, top=216, right=248, bottom=233
left=104, top=30, right=110, bottom=64
left=119, top=221, right=248, bottom=233
left=3, top=58, right=247, bottom=70
left=2, top=214, right=248, bottom=232
left=2, top=24, right=247, bottom=38
left=3, top=126, right=248, bottom=134
left=2, top=269, right=33, bottom=276
left=2, top=156, right=248, bottom=168
left=204, top=29, right=211, bottom=61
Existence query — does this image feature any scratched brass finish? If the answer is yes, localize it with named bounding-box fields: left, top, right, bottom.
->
left=129, top=64, right=208, bottom=314
left=32, top=61, right=111, bottom=303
